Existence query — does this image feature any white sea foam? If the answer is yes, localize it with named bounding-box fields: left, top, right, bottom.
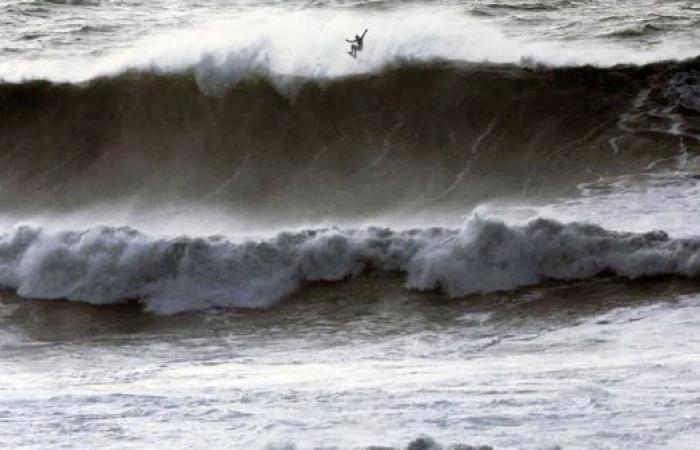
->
left=0, top=6, right=697, bottom=90
left=0, top=216, right=698, bottom=314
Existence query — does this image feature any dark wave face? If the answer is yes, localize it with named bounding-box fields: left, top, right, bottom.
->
left=0, top=59, right=699, bottom=221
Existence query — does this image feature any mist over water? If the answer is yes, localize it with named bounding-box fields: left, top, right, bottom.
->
left=2, top=0, right=700, bottom=448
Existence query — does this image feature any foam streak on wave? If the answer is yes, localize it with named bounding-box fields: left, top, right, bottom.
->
left=1, top=217, right=697, bottom=314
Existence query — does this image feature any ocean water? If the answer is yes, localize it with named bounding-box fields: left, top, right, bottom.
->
left=1, top=0, right=700, bottom=448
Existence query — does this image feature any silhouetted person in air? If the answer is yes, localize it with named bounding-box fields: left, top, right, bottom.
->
left=346, top=29, right=368, bottom=58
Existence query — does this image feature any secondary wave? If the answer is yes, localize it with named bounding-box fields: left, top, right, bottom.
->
left=2, top=216, right=698, bottom=314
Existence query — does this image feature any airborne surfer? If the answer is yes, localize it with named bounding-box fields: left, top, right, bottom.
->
left=346, top=29, right=368, bottom=58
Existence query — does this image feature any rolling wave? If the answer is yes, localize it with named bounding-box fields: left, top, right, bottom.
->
left=1, top=216, right=697, bottom=314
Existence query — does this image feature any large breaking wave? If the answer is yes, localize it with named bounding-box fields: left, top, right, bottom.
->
left=2, top=216, right=699, bottom=314
left=1, top=58, right=699, bottom=221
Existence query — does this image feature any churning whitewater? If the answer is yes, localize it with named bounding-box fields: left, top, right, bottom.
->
left=1, top=217, right=699, bottom=314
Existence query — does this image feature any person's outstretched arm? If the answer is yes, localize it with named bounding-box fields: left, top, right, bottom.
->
left=361, top=29, right=368, bottom=38
left=345, top=38, right=355, bottom=43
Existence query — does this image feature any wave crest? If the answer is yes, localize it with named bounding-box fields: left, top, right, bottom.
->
left=2, top=5, right=699, bottom=87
